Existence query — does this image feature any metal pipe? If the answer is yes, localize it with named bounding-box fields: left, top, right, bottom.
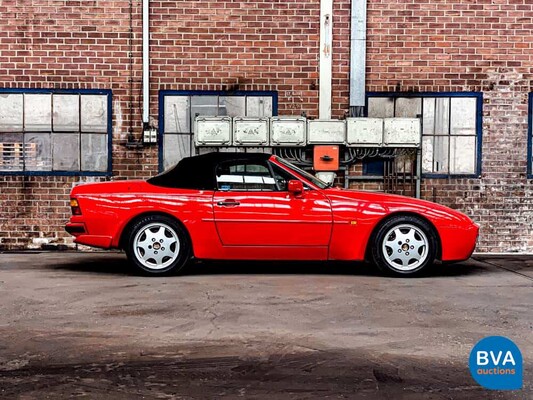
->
left=319, top=0, right=333, bottom=119
left=349, top=0, right=366, bottom=116
left=142, top=0, right=149, bottom=124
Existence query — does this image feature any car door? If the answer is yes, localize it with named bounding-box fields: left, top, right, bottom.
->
left=213, top=160, right=332, bottom=247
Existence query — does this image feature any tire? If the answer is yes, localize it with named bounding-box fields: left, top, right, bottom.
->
left=370, top=215, right=438, bottom=277
left=125, top=215, right=190, bottom=276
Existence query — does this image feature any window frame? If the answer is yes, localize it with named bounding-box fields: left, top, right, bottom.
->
left=158, top=90, right=278, bottom=173
left=527, top=92, right=533, bottom=179
left=0, top=88, right=112, bottom=177
left=365, top=91, right=483, bottom=179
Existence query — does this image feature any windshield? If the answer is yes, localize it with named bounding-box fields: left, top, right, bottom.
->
left=274, top=156, right=329, bottom=189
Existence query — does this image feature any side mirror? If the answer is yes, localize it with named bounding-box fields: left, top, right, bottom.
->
left=288, top=180, right=304, bottom=196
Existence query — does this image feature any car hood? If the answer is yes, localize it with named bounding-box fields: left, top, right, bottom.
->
left=323, top=187, right=475, bottom=227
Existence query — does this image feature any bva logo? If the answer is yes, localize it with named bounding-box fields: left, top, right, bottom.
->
left=469, top=336, right=523, bottom=390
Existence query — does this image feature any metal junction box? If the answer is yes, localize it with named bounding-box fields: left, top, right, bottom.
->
left=270, top=116, right=307, bottom=146
left=346, top=118, right=383, bottom=147
left=233, top=117, right=269, bottom=146
left=383, top=118, right=420, bottom=147
left=194, top=116, right=232, bottom=146
left=307, top=119, right=346, bottom=144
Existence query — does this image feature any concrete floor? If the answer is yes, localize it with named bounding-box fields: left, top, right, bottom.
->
left=0, top=252, right=531, bottom=399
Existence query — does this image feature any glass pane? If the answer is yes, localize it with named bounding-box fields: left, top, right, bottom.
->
left=422, top=136, right=449, bottom=174
left=81, top=95, right=108, bottom=133
left=81, top=134, right=107, bottom=172
left=450, top=97, right=476, bottom=135
left=220, top=96, right=245, bottom=117
left=52, top=133, right=80, bottom=171
left=450, top=136, right=476, bottom=174
left=395, top=97, right=421, bottom=118
left=53, top=94, right=80, bottom=132
left=191, top=96, right=219, bottom=118
left=163, top=134, right=192, bottom=170
left=0, top=94, right=23, bottom=132
left=164, top=96, right=190, bottom=133
left=25, top=133, right=52, bottom=171
left=423, top=97, right=449, bottom=135
left=246, top=97, right=272, bottom=117
left=367, top=97, right=394, bottom=118
left=25, top=94, right=52, bottom=132
left=0, top=133, right=24, bottom=171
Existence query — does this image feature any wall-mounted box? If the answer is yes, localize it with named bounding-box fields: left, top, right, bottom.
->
left=270, top=116, right=306, bottom=146
left=307, top=119, right=346, bottom=144
left=346, top=118, right=383, bottom=147
left=194, top=116, right=232, bottom=146
left=383, top=118, right=420, bottom=147
left=233, top=117, right=269, bottom=146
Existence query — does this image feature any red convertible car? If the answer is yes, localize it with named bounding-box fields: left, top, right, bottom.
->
left=66, top=152, right=478, bottom=276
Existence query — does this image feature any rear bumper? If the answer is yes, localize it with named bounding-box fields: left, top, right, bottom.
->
left=65, top=222, right=86, bottom=236
left=65, top=223, right=113, bottom=249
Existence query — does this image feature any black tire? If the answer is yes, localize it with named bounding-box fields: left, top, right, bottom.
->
left=125, top=215, right=191, bottom=276
left=370, top=215, right=438, bottom=277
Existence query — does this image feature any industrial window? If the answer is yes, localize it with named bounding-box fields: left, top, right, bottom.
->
left=367, top=93, right=483, bottom=177
left=528, top=93, right=533, bottom=178
left=0, top=89, right=112, bottom=175
left=159, top=90, right=278, bottom=171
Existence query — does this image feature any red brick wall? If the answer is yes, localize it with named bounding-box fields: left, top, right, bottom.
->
left=149, top=0, right=323, bottom=117
left=1, top=0, right=532, bottom=252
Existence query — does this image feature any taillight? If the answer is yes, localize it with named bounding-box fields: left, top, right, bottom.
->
left=70, top=198, right=82, bottom=215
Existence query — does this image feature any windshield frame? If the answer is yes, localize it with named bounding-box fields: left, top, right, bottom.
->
left=272, top=156, right=329, bottom=189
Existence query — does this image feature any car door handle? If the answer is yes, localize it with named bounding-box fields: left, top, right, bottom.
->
left=217, top=200, right=240, bottom=207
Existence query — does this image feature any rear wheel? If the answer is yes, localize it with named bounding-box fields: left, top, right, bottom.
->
left=125, top=215, right=190, bottom=276
left=371, top=215, right=437, bottom=277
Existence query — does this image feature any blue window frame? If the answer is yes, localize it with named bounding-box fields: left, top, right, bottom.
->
left=158, top=90, right=278, bottom=172
left=366, top=92, right=483, bottom=178
left=0, top=88, right=112, bottom=176
left=527, top=92, right=533, bottom=179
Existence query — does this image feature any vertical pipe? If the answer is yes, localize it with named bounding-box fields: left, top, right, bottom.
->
left=142, top=0, right=149, bottom=124
left=319, top=0, right=333, bottom=119
left=349, top=0, right=366, bottom=115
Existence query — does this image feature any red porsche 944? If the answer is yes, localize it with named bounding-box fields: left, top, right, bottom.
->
left=66, top=152, right=478, bottom=276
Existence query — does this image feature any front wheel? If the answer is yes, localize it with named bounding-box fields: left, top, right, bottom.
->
left=370, top=215, right=438, bottom=277
left=125, top=215, right=190, bottom=276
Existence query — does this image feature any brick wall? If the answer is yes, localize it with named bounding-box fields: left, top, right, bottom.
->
left=1, top=0, right=532, bottom=252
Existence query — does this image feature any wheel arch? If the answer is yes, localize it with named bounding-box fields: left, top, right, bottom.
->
left=365, top=211, right=442, bottom=262
left=118, top=211, right=193, bottom=256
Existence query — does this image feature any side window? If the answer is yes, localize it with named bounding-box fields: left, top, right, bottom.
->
left=216, top=162, right=277, bottom=191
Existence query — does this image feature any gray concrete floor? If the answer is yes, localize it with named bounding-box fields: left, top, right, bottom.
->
left=0, top=252, right=531, bottom=399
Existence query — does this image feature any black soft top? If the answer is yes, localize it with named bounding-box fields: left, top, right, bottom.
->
left=148, top=152, right=272, bottom=189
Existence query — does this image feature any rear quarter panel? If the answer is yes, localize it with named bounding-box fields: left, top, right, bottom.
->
left=71, top=181, right=220, bottom=257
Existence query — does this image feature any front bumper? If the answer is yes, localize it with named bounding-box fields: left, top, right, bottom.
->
left=439, top=223, right=479, bottom=262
